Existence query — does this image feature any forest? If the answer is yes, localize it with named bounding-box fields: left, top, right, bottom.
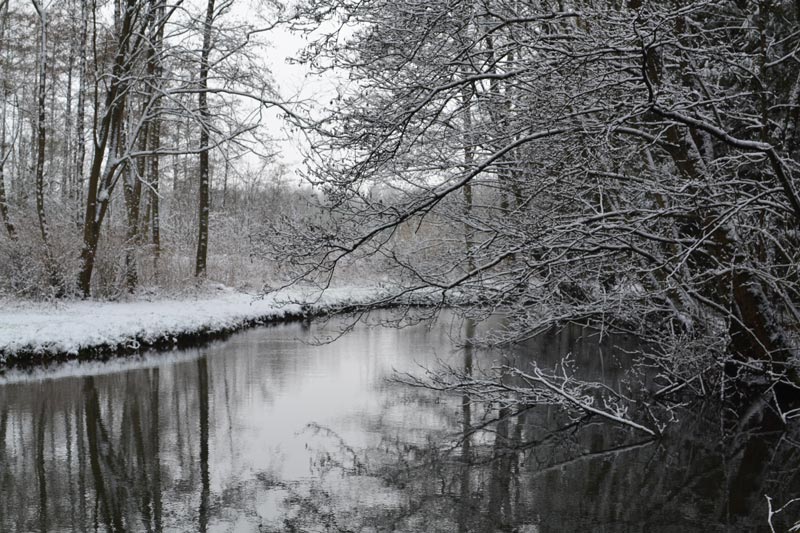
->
left=2, top=0, right=800, bottom=430
left=0, top=0, right=302, bottom=298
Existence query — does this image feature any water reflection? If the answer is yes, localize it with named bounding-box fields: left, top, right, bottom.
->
left=0, top=314, right=797, bottom=532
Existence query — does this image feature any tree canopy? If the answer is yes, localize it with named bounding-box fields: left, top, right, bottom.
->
left=271, top=0, right=800, bottom=430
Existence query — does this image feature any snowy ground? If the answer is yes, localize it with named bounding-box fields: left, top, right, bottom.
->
left=0, top=285, right=382, bottom=362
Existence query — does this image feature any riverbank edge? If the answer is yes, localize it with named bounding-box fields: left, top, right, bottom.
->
left=0, top=290, right=444, bottom=371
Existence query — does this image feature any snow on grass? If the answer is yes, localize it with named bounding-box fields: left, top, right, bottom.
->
left=0, top=285, right=382, bottom=361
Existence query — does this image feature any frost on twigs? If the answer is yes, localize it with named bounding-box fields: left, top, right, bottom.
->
left=395, top=356, right=662, bottom=437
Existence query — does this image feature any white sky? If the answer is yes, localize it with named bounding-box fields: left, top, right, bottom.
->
left=248, top=3, right=353, bottom=184
left=262, top=25, right=313, bottom=174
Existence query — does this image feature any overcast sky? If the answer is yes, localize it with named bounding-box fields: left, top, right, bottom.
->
left=257, top=11, right=351, bottom=183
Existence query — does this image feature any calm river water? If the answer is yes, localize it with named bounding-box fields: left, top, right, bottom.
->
left=0, top=312, right=797, bottom=532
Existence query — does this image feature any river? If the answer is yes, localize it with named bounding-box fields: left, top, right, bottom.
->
left=0, top=312, right=797, bottom=532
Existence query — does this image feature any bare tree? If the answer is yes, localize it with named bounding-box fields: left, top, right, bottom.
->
left=273, top=0, right=800, bottom=430
left=78, top=0, right=151, bottom=296
left=31, top=0, right=53, bottom=260
left=194, top=0, right=217, bottom=278
left=0, top=0, right=15, bottom=240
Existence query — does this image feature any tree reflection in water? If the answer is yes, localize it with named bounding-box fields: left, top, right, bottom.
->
left=277, top=404, right=798, bottom=532
left=0, top=318, right=797, bottom=532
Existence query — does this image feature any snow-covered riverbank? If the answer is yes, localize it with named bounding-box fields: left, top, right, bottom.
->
left=0, top=286, right=382, bottom=365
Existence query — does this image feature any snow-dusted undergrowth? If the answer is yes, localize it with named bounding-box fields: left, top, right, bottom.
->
left=0, top=285, right=382, bottom=363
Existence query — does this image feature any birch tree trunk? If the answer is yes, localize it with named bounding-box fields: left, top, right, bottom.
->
left=0, top=96, right=13, bottom=239
left=32, top=0, right=52, bottom=253
left=0, top=0, right=15, bottom=240
left=74, top=0, right=87, bottom=228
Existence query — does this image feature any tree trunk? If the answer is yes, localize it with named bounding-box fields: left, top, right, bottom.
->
left=0, top=153, right=13, bottom=240
left=195, top=0, right=215, bottom=278
left=32, top=1, right=52, bottom=253
left=149, top=0, right=164, bottom=278
left=122, top=164, right=143, bottom=292
left=64, top=17, right=74, bottom=204
left=122, top=94, right=151, bottom=292
left=74, top=0, right=87, bottom=228
left=150, top=120, right=161, bottom=277
left=0, top=0, right=14, bottom=240
left=0, top=93, right=15, bottom=240
left=461, top=83, right=475, bottom=273
left=78, top=0, right=138, bottom=296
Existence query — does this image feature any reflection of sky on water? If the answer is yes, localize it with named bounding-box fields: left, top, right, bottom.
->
left=206, top=322, right=449, bottom=502
left=1, top=312, right=798, bottom=532
left=0, top=314, right=470, bottom=531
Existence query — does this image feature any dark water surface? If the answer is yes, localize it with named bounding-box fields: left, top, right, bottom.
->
left=0, top=313, right=798, bottom=532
